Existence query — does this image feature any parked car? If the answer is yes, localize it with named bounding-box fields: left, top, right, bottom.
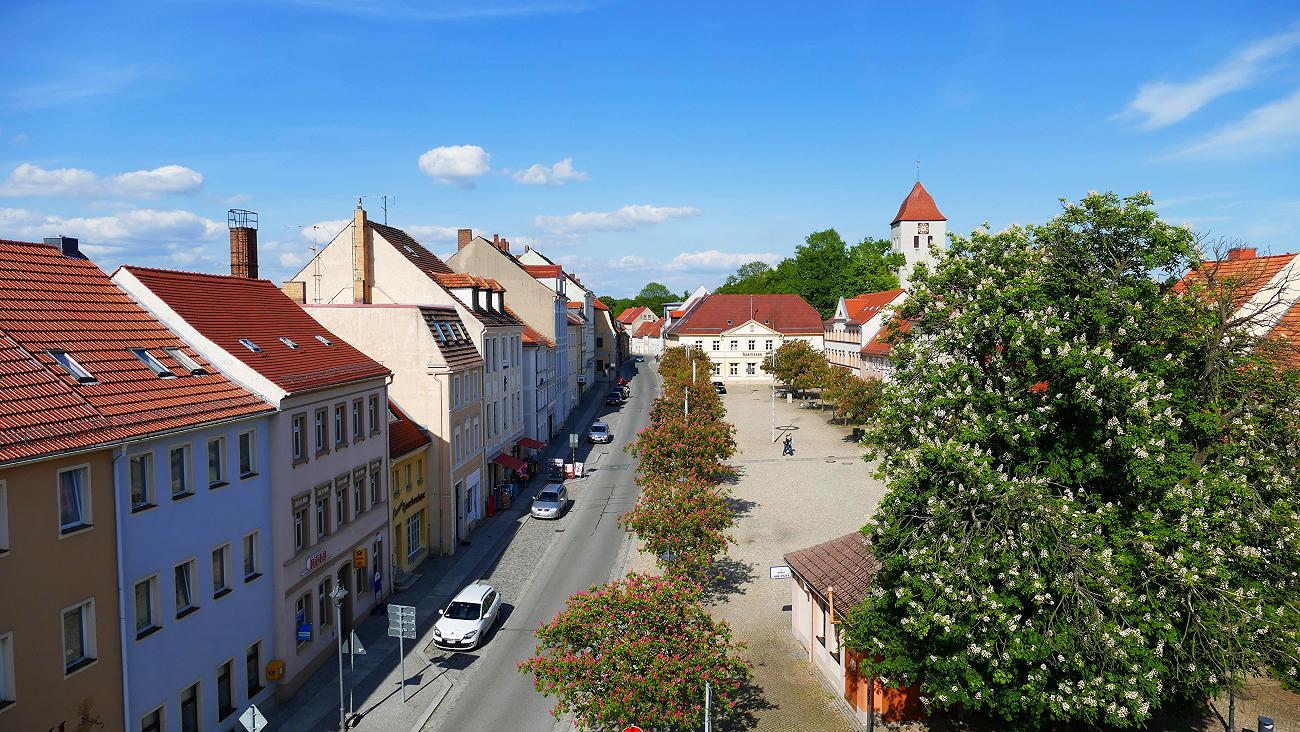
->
left=634, top=355, right=645, bottom=362
left=432, top=582, right=502, bottom=651
left=531, top=483, right=569, bottom=519
left=587, top=421, right=613, bottom=444
left=605, top=390, right=624, bottom=406
left=713, top=380, right=727, bottom=394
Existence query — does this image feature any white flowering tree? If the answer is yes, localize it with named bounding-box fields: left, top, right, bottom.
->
left=843, top=192, right=1300, bottom=729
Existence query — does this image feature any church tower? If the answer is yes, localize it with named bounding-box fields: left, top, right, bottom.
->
left=890, top=181, right=946, bottom=290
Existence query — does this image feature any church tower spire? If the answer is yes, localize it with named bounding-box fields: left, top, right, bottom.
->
left=890, top=181, right=946, bottom=290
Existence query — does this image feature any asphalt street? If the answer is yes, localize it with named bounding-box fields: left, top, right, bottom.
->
left=424, top=360, right=655, bottom=731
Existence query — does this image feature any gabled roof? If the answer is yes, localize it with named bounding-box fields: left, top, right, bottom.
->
left=1174, top=249, right=1299, bottom=312
left=0, top=240, right=272, bottom=463
left=634, top=318, right=664, bottom=338
left=567, top=301, right=584, bottom=309
left=119, top=266, right=391, bottom=395
left=388, top=400, right=430, bottom=460
left=524, top=264, right=563, bottom=279
left=617, top=306, right=649, bottom=324
left=667, top=294, right=823, bottom=336
left=784, top=532, right=881, bottom=615
left=1271, top=301, right=1300, bottom=368
left=862, top=319, right=911, bottom=357
left=371, top=220, right=455, bottom=278
left=419, top=306, right=483, bottom=371
left=891, top=181, right=946, bottom=225
left=842, top=289, right=906, bottom=324
left=507, top=305, right=555, bottom=348
left=592, top=298, right=609, bottom=311
left=566, top=312, right=584, bottom=326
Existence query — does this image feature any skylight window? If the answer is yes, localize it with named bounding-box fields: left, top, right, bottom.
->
left=238, top=339, right=262, bottom=353
left=162, top=347, right=208, bottom=375
left=315, top=335, right=333, bottom=346
left=279, top=337, right=299, bottom=350
left=48, top=350, right=97, bottom=384
left=129, top=348, right=176, bottom=378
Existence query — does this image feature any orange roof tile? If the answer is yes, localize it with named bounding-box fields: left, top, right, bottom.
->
left=617, top=306, right=649, bottom=324
left=634, top=318, right=664, bottom=337
left=0, top=240, right=273, bottom=464
left=784, top=533, right=881, bottom=614
left=524, top=264, right=563, bottom=279
left=862, top=319, right=911, bottom=356
left=120, top=266, right=391, bottom=395
left=1174, top=250, right=1298, bottom=312
left=843, top=289, right=905, bottom=323
left=891, top=181, right=946, bottom=224
left=593, top=298, right=609, bottom=311
left=667, top=294, right=823, bottom=336
left=388, top=400, right=430, bottom=459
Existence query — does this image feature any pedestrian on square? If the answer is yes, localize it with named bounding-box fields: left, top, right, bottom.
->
left=782, top=434, right=794, bottom=456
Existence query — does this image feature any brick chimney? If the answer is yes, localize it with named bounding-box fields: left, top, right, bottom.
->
left=227, top=209, right=258, bottom=278
left=492, top=233, right=501, bottom=250
left=458, top=228, right=472, bottom=251
left=352, top=204, right=372, bottom=303
left=1227, top=247, right=1257, bottom=260
left=282, top=281, right=306, bottom=304
left=524, top=244, right=530, bottom=253
left=499, top=237, right=509, bottom=253
left=43, top=235, right=83, bottom=259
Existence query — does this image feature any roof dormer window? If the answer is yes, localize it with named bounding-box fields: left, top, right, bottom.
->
left=315, top=335, right=333, bottom=346
left=279, top=337, right=299, bottom=350
left=47, top=350, right=97, bottom=384
left=129, top=348, right=176, bottom=378
left=238, top=339, right=262, bottom=353
left=162, top=347, right=208, bottom=375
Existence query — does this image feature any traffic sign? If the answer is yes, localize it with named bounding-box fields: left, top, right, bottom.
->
left=622, top=726, right=644, bottom=732
left=341, top=630, right=366, bottom=655
left=238, top=704, right=268, bottom=732
left=353, top=548, right=367, bottom=569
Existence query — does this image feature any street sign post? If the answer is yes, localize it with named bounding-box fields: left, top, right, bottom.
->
left=238, top=704, right=268, bottom=732
left=387, top=604, right=416, bottom=702
left=342, top=629, right=365, bottom=718
left=769, top=565, right=792, bottom=580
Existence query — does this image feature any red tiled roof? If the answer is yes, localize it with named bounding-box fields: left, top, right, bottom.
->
left=862, top=319, right=911, bottom=356
left=120, top=266, right=391, bottom=395
left=668, top=294, right=823, bottom=336
left=593, top=298, right=609, bottom=311
left=668, top=309, right=685, bottom=318
left=617, top=306, right=649, bottom=324
left=524, top=264, right=562, bottom=279
left=634, top=318, right=664, bottom=338
left=371, top=221, right=455, bottom=278
left=0, top=241, right=272, bottom=464
left=891, top=181, right=946, bottom=225
left=784, top=532, right=881, bottom=615
left=567, top=301, right=583, bottom=309
left=1174, top=250, right=1298, bottom=312
left=388, top=400, right=430, bottom=459
left=519, top=323, right=556, bottom=348
left=843, top=289, right=905, bottom=324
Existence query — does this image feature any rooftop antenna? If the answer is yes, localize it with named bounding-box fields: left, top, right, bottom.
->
left=359, top=194, right=394, bottom=225
left=288, top=223, right=328, bottom=303
left=915, top=160, right=921, bottom=182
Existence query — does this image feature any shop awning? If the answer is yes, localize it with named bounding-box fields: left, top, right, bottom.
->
left=517, top=437, right=546, bottom=450
left=492, top=453, right=528, bottom=472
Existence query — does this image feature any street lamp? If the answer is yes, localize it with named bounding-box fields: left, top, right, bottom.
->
left=331, top=581, right=348, bottom=730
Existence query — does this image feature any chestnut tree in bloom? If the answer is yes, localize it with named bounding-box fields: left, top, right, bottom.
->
left=520, top=573, right=751, bottom=731
left=620, top=474, right=736, bottom=577
left=843, top=192, right=1300, bottom=729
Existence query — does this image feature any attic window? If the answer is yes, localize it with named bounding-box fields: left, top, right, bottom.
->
left=48, top=350, right=97, bottom=384
left=402, top=245, right=416, bottom=254
left=279, top=337, right=299, bottom=350
left=238, top=339, right=262, bottom=353
left=162, top=347, right=208, bottom=375
left=388, top=406, right=399, bottom=423
left=315, top=335, right=333, bottom=346
left=129, top=348, right=176, bottom=378
left=726, top=320, right=733, bottom=325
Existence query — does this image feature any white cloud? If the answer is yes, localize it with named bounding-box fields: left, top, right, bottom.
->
left=1119, top=26, right=1300, bottom=129
left=418, top=145, right=491, bottom=187
left=0, top=162, right=204, bottom=197
left=512, top=157, right=589, bottom=186
left=1170, top=87, right=1300, bottom=157
left=0, top=206, right=222, bottom=243
left=280, top=251, right=306, bottom=268
left=535, top=204, right=702, bottom=235
left=299, top=219, right=352, bottom=244
left=225, top=193, right=253, bottom=205
left=666, top=250, right=781, bottom=272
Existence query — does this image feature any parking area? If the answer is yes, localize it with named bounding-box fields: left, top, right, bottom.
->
left=628, top=382, right=888, bottom=731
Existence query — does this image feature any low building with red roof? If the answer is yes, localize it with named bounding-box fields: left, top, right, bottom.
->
left=112, top=258, right=393, bottom=701
left=387, top=399, right=433, bottom=577
left=664, top=293, right=824, bottom=382
left=824, top=289, right=907, bottom=380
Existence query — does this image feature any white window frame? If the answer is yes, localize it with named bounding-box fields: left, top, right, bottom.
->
left=212, top=544, right=231, bottom=598
left=133, top=574, right=159, bottom=639
left=295, top=593, right=311, bottom=646
left=48, top=349, right=96, bottom=383
left=56, top=464, right=92, bottom=536
left=0, top=631, right=15, bottom=705
left=0, top=480, right=9, bottom=552
left=140, top=705, right=164, bottom=732
left=246, top=640, right=264, bottom=697
left=207, top=435, right=227, bottom=488
left=369, top=395, right=380, bottom=435
left=128, top=452, right=154, bottom=510
left=453, top=428, right=462, bottom=465
left=292, top=414, right=307, bottom=463
left=293, top=505, right=306, bottom=553
left=216, top=657, right=236, bottom=721
left=334, top=403, right=347, bottom=448
left=243, top=530, right=260, bottom=580
left=129, top=347, right=174, bottom=378
left=314, top=408, right=328, bottom=455
left=179, top=680, right=201, bottom=732
left=169, top=444, right=192, bottom=498
left=406, top=511, right=423, bottom=561
left=238, top=428, right=257, bottom=478
left=174, top=558, right=197, bottom=618
left=61, top=597, right=97, bottom=676
left=453, top=375, right=461, bottom=408
left=351, top=400, right=364, bottom=441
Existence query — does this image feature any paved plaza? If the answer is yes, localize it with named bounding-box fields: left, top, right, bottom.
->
left=628, top=382, right=889, bottom=731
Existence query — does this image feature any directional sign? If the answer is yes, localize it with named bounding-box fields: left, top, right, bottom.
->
left=769, top=565, right=792, bottom=580
left=387, top=603, right=415, bottom=618
left=387, top=624, right=416, bottom=640
left=238, top=704, right=268, bottom=732
left=341, top=630, right=366, bottom=655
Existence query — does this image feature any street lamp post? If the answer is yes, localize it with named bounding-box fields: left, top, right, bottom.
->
left=331, top=582, right=348, bottom=730
left=770, top=350, right=777, bottom=443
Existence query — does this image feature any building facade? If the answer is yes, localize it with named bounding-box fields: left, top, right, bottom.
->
left=664, top=294, right=825, bottom=382
left=890, top=181, right=947, bottom=291
left=388, top=401, right=432, bottom=578
left=823, top=289, right=907, bottom=380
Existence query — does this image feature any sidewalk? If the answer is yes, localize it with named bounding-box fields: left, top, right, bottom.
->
left=268, top=378, right=621, bottom=731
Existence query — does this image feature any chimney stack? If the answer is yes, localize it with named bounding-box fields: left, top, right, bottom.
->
left=1227, top=247, right=1258, bottom=260
left=524, top=244, right=530, bottom=253
left=227, top=209, right=259, bottom=278
left=352, top=204, right=372, bottom=303
left=282, top=281, right=306, bottom=304
left=499, top=237, right=509, bottom=253
left=44, top=235, right=83, bottom=259
left=458, top=228, right=472, bottom=251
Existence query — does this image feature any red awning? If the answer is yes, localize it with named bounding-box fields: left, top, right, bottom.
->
left=492, top=453, right=527, bottom=472
left=517, top=437, right=546, bottom=450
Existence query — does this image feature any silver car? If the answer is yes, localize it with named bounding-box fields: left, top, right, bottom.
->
left=531, top=483, right=568, bottom=519
left=587, top=421, right=613, bottom=444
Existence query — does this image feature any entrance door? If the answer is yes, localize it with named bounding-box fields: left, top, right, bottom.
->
left=455, top=480, right=465, bottom=542
left=548, top=414, right=554, bottom=439
left=336, top=566, right=352, bottom=636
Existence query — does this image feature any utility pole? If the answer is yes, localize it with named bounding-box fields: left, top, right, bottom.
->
left=704, top=680, right=712, bottom=732
left=770, top=351, right=778, bottom=443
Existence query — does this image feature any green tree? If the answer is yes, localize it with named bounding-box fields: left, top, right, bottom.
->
left=520, top=574, right=751, bottom=731
left=761, top=340, right=827, bottom=397
left=717, top=261, right=774, bottom=294
left=821, top=367, right=884, bottom=425
left=791, top=229, right=851, bottom=317
left=842, top=192, right=1300, bottom=729
left=846, top=237, right=904, bottom=294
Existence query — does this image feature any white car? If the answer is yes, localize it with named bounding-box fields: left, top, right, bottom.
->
left=531, top=483, right=569, bottom=519
left=587, top=421, right=613, bottom=444
left=431, top=582, right=502, bottom=651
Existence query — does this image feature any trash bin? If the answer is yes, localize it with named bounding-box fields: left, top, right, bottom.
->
left=1260, top=716, right=1275, bottom=732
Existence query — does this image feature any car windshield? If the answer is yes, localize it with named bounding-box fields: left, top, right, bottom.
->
left=591, top=425, right=608, bottom=433
left=538, top=491, right=560, bottom=502
left=444, top=601, right=481, bottom=620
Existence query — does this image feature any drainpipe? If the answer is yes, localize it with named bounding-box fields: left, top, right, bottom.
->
left=112, top=442, right=133, bottom=732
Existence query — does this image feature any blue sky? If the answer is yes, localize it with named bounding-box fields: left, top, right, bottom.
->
left=2, top=1, right=1299, bottom=296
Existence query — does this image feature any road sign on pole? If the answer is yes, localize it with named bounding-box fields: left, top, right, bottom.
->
left=387, top=604, right=416, bottom=702
left=238, top=704, right=268, bottom=732
left=341, top=630, right=365, bottom=655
